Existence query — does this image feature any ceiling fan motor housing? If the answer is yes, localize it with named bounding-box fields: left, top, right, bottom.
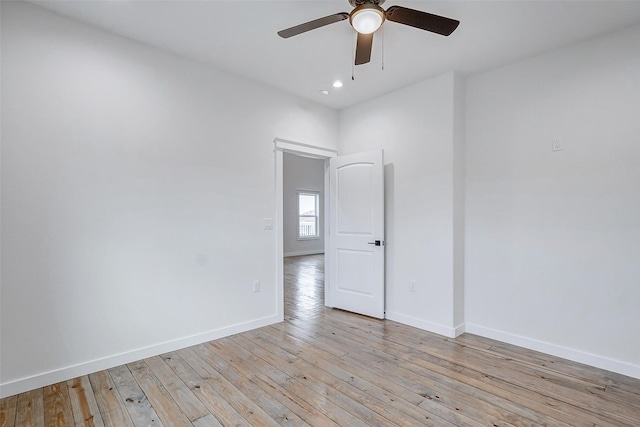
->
left=348, top=0, right=385, bottom=6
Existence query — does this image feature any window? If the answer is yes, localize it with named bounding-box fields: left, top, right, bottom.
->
left=298, top=191, right=320, bottom=239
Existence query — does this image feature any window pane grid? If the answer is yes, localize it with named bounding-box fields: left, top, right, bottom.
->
left=298, top=192, right=319, bottom=238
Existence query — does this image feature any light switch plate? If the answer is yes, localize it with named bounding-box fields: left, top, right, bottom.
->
left=263, top=218, right=273, bottom=230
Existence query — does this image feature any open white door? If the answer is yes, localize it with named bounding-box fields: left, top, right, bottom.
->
left=328, top=150, right=384, bottom=319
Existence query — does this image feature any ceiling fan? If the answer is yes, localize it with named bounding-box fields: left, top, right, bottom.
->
left=277, top=0, right=460, bottom=66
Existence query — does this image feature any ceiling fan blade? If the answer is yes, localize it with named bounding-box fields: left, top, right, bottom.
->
left=385, top=6, right=460, bottom=36
left=278, top=13, right=349, bottom=38
left=355, top=32, right=374, bottom=65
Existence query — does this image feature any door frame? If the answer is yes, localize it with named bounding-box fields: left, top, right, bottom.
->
left=274, top=138, right=338, bottom=320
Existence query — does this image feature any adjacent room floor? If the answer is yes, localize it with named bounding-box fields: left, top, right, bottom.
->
left=1, top=254, right=639, bottom=426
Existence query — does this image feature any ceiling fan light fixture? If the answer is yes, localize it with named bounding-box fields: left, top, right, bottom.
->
left=350, top=4, right=385, bottom=34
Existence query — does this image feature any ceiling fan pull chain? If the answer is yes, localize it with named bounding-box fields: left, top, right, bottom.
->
left=352, top=30, right=356, bottom=80
left=381, top=25, right=385, bottom=71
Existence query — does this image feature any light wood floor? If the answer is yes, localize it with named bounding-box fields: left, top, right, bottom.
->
left=2, top=254, right=639, bottom=426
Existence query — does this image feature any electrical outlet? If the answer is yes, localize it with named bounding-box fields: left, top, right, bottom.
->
left=253, top=280, right=261, bottom=293
left=409, top=279, right=416, bottom=292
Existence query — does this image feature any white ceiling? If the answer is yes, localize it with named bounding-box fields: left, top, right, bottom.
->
left=30, top=0, right=640, bottom=110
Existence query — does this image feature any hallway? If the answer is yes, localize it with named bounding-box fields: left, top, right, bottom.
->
left=284, top=254, right=325, bottom=321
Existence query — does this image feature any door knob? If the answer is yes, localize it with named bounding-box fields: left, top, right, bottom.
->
left=367, top=240, right=383, bottom=246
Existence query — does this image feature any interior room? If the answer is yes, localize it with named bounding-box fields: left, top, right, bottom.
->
left=1, top=0, right=639, bottom=425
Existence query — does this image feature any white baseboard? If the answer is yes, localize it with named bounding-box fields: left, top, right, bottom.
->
left=385, top=311, right=463, bottom=338
left=453, top=322, right=466, bottom=337
left=465, top=323, right=640, bottom=380
left=0, top=314, right=281, bottom=398
left=284, top=250, right=324, bottom=257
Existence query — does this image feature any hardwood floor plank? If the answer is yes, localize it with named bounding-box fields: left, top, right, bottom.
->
left=318, top=307, right=638, bottom=426
left=0, top=395, right=17, bottom=427
left=15, top=388, right=44, bottom=427
left=384, top=324, right=638, bottom=424
left=466, top=334, right=640, bottom=391
left=191, top=341, right=311, bottom=426
left=234, top=337, right=384, bottom=425
left=311, top=309, right=619, bottom=427
left=269, top=373, right=368, bottom=427
left=211, top=337, right=342, bottom=427
left=386, top=326, right=639, bottom=425
left=144, top=355, right=209, bottom=422
left=265, top=321, right=486, bottom=427
left=127, top=361, right=191, bottom=427
left=310, top=312, right=624, bottom=425
left=161, top=352, right=250, bottom=427
left=460, top=334, right=640, bottom=410
left=304, top=312, right=574, bottom=427
left=233, top=332, right=453, bottom=427
left=88, top=371, right=134, bottom=427
left=257, top=325, right=468, bottom=427
left=178, top=347, right=280, bottom=427
left=191, top=414, right=222, bottom=427
left=107, top=365, right=163, bottom=427
left=67, top=376, right=105, bottom=427
left=43, top=382, right=73, bottom=427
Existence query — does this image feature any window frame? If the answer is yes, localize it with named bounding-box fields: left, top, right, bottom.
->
left=297, top=190, right=320, bottom=240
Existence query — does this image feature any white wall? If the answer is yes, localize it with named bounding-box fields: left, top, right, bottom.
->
left=283, top=153, right=325, bottom=257
left=0, top=2, right=337, bottom=397
left=465, top=24, right=640, bottom=378
left=339, top=72, right=465, bottom=337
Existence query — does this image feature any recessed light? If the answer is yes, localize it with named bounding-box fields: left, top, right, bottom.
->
left=333, top=80, right=343, bottom=88
left=319, top=89, right=329, bottom=95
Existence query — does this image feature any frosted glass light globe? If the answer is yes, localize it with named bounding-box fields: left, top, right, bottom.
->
left=350, top=6, right=385, bottom=34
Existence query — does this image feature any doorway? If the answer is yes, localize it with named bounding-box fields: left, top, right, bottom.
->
left=274, top=138, right=337, bottom=321
left=275, top=139, right=385, bottom=320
